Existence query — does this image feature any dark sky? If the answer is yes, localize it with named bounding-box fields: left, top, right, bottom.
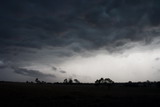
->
left=1, top=0, right=160, bottom=82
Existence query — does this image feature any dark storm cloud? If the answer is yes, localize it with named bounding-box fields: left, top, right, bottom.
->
left=155, top=57, right=160, bottom=61
left=1, top=0, right=160, bottom=82
left=0, top=60, right=14, bottom=69
left=1, top=0, right=160, bottom=52
left=0, top=60, right=7, bottom=69
left=1, top=0, right=160, bottom=69
left=52, top=66, right=57, bottom=71
left=13, top=67, right=56, bottom=78
left=52, top=66, right=66, bottom=74
left=59, top=70, right=66, bottom=74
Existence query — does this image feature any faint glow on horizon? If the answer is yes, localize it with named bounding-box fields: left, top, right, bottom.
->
left=7, top=40, right=160, bottom=83
left=59, top=47, right=160, bottom=82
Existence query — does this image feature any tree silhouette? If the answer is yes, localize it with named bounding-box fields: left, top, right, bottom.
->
left=74, top=79, right=80, bottom=83
left=104, top=78, right=114, bottom=84
left=63, top=78, right=68, bottom=83
left=99, top=78, right=104, bottom=83
left=95, top=78, right=114, bottom=85
left=35, top=78, right=41, bottom=84
left=68, top=78, right=73, bottom=84
left=95, top=79, right=100, bottom=84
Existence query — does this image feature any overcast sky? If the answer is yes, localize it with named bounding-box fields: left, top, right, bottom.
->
left=1, top=0, right=160, bottom=82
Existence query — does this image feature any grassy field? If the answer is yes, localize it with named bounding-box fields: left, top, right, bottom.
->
left=0, top=82, right=160, bottom=107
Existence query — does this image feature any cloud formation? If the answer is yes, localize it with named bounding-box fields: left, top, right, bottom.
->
left=1, top=0, right=160, bottom=52
left=13, top=67, right=56, bottom=78
left=52, top=66, right=66, bottom=74
left=52, top=66, right=57, bottom=71
left=1, top=0, right=160, bottom=82
left=59, top=70, right=66, bottom=74
left=0, top=60, right=6, bottom=69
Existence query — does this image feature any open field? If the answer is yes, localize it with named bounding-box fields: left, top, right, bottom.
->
left=0, top=82, right=160, bottom=107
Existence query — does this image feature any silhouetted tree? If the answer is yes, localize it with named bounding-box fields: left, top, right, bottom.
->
left=99, top=78, right=104, bottom=83
left=128, top=81, right=132, bottom=84
left=74, top=79, right=80, bottom=83
left=41, top=81, right=46, bottom=84
left=95, top=78, right=114, bottom=85
left=68, top=78, right=73, bottom=84
left=35, top=78, right=41, bottom=84
left=104, top=78, right=114, bottom=84
left=63, top=78, right=68, bottom=83
left=145, top=80, right=151, bottom=87
left=146, top=80, right=150, bottom=83
left=126, top=81, right=133, bottom=87
left=95, top=79, right=100, bottom=84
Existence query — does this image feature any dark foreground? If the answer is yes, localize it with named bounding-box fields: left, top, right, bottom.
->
left=0, top=82, right=160, bottom=107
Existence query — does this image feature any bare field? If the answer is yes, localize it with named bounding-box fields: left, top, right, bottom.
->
left=0, top=82, right=160, bottom=107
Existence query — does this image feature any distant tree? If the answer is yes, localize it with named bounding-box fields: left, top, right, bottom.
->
left=145, top=80, right=151, bottom=87
left=95, top=79, right=101, bottom=86
left=63, top=78, right=68, bottom=83
left=146, top=80, right=150, bottom=83
left=99, top=78, right=104, bottom=83
left=95, top=79, right=100, bottom=84
left=127, top=81, right=133, bottom=87
left=35, top=78, right=41, bottom=84
left=41, top=81, right=46, bottom=84
left=68, top=78, right=73, bottom=84
left=95, top=78, right=114, bottom=85
left=128, top=81, right=132, bottom=84
left=30, top=81, right=34, bottom=84
left=74, top=79, right=80, bottom=83
left=104, top=78, right=114, bottom=84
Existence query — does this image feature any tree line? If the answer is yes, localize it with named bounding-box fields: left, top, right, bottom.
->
left=25, top=78, right=160, bottom=87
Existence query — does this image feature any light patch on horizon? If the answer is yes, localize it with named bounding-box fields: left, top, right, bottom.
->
left=59, top=46, right=160, bottom=82
left=13, top=40, right=160, bottom=83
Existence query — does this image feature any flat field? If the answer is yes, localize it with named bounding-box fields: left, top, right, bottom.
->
left=0, top=82, right=160, bottom=107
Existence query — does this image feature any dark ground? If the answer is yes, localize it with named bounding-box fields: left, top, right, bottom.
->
left=0, top=82, right=160, bottom=107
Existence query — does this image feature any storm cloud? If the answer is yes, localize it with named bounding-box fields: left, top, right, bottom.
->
left=52, top=66, right=66, bottom=74
left=13, top=67, right=56, bottom=78
left=1, top=0, right=160, bottom=51
left=0, top=60, right=7, bottom=69
left=1, top=0, right=160, bottom=82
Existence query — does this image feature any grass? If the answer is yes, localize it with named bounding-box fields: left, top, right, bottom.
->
left=0, top=82, right=160, bottom=107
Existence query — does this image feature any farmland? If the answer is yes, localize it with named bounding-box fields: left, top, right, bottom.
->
left=0, top=82, right=160, bottom=107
